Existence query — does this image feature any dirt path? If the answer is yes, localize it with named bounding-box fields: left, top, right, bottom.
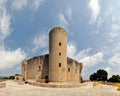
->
left=0, top=80, right=120, bottom=96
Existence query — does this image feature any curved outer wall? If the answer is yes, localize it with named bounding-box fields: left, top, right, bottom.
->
left=22, top=60, right=27, bottom=81
left=49, top=27, right=67, bottom=82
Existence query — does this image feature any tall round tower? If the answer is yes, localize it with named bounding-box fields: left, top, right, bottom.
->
left=49, top=27, right=67, bottom=82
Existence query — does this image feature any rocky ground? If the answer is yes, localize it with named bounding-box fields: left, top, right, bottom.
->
left=0, top=80, right=120, bottom=96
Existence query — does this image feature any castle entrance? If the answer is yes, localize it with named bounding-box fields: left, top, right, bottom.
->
left=45, top=75, right=49, bottom=83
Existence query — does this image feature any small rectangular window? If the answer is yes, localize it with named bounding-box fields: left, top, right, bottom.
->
left=68, top=68, right=70, bottom=72
left=59, top=42, right=61, bottom=46
left=59, top=63, right=61, bottom=67
left=59, top=52, right=61, bottom=56
left=38, top=66, right=41, bottom=71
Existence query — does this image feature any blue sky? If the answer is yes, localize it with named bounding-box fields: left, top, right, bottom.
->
left=0, top=0, right=120, bottom=80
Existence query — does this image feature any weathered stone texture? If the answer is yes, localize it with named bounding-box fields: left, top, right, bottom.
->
left=26, top=55, right=49, bottom=80
left=49, top=27, right=67, bottom=82
left=0, top=82, right=6, bottom=88
left=22, top=27, right=83, bottom=83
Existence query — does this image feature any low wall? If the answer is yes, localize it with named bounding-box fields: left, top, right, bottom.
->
left=27, top=80, right=83, bottom=88
left=0, top=82, right=6, bottom=88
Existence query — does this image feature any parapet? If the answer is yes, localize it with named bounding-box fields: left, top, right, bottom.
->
left=49, top=27, right=67, bottom=36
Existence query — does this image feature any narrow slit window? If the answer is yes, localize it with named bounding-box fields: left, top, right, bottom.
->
left=39, top=66, right=41, bottom=71
left=59, top=52, right=61, bottom=56
left=59, top=42, right=61, bottom=46
left=68, top=68, right=70, bottom=72
left=59, top=63, right=61, bottom=67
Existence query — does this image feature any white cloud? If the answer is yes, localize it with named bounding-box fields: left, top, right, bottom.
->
left=30, top=0, right=45, bottom=12
left=112, top=24, right=120, bottom=32
left=65, top=6, right=72, bottom=21
left=104, top=67, right=111, bottom=74
left=80, top=52, right=104, bottom=68
left=67, top=43, right=77, bottom=58
left=108, top=53, right=120, bottom=68
left=74, top=48, right=92, bottom=62
left=67, top=43, right=104, bottom=80
left=81, top=52, right=104, bottom=79
left=104, top=67, right=112, bottom=78
left=67, top=43, right=90, bottom=60
left=67, top=43, right=103, bottom=68
left=12, top=0, right=28, bottom=10
left=0, top=48, right=26, bottom=70
left=88, top=0, right=100, bottom=23
left=58, top=6, right=73, bottom=28
left=107, top=23, right=120, bottom=42
left=12, top=0, right=45, bottom=12
left=0, top=0, right=11, bottom=40
left=32, top=33, right=48, bottom=52
left=106, top=53, right=120, bottom=77
left=0, top=1, right=26, bottom=71
left=104, top=65, right=120, bottom=78
left=0, top=0, right=6, bottom=4
left=58, top=13, right=69, bottom=28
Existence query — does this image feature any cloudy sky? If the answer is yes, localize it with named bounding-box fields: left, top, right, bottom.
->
left=0, top=0, right=120, bottom=80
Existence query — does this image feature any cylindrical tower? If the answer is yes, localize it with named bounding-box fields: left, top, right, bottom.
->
left=49, top=27, right=67, bottom=82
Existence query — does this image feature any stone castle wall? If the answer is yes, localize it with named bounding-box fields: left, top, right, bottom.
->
left=67, top=57, right=82, bottom=82
left=26, top=55, right=49, bottom=80
left=22, top=55, right=82, bottom=82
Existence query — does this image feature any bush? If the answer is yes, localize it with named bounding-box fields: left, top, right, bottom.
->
left=108, top=75, right=120, bottom=83
left=15, top=74, right=20, bottom=76
left=9, top=76, right=15, bottom=79
left=2, top=77, right=9, bottom=79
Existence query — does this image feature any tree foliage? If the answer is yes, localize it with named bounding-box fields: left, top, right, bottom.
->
left=97, top=69, right=108, bottom=81
left=15, top=74, right=20, bottom=76
left=108, top=75, right=120, bottom=83
left=9, top=76, right=15, bottom=79
left=2, top=77, right=9, bottom=79
left=89, top=69, right=108, bottom=81
left=90, top=73, right=98, bottom=81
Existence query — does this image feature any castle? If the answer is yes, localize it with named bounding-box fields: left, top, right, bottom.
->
left=22, top=27, right=83, bottom=83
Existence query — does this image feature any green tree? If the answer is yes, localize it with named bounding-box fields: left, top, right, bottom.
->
left=108, top=75, right=120, bottom=82
left=15, top=74, right=20, bottom=76
left=9, top=76, right=15, bottom=79
left=89, top=69, right=108, bottom=81
left=89, top=73, right=98, bottom=81
left=3, top=77, right=9, bottom=79
left=97, top=69, right=108, bottom=81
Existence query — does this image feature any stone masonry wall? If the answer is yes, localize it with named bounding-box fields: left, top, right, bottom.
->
left=25, top=55, right=82, bottom=83
left=0, top=82, right=6, bottom=88
left=67, top=57, right=82, bottom=82
left=27, top=54, right=49, bottom=80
